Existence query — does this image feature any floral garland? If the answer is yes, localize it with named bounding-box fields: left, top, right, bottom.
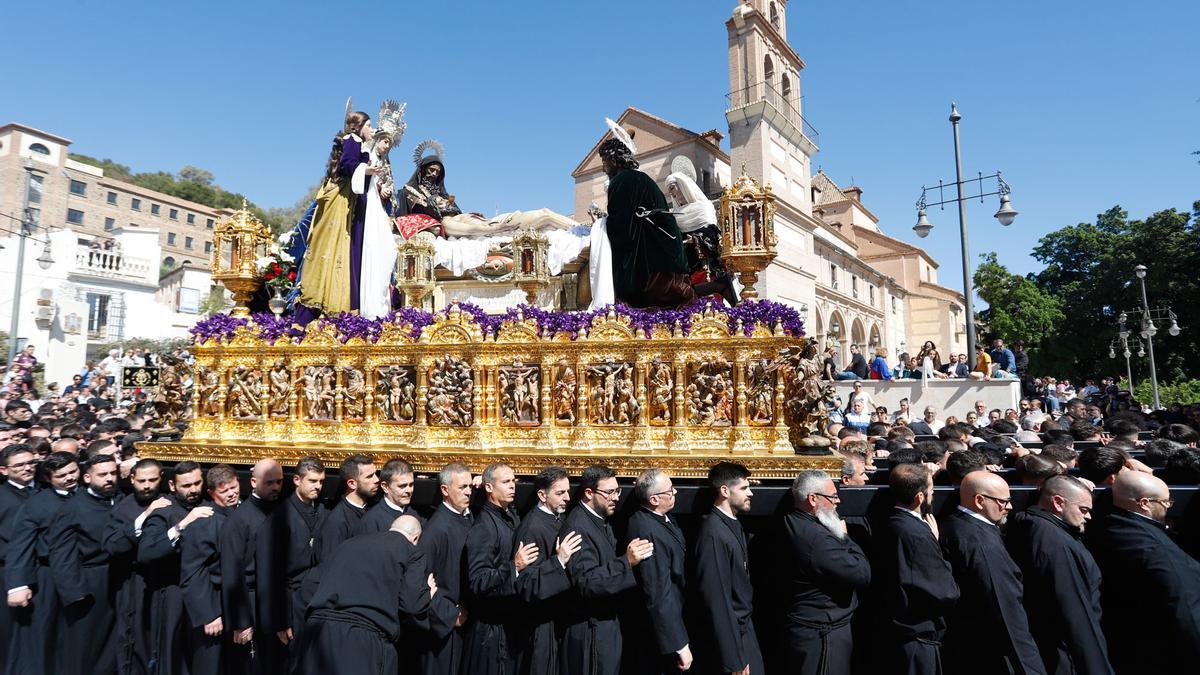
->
left=189, top=299, right=805, bottom=345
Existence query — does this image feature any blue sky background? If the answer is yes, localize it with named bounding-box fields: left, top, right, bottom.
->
left=6, top=0, right=1197, bottom=292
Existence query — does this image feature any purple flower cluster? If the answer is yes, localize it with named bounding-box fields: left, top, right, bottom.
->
left=189, top=299, right=805, bottom=345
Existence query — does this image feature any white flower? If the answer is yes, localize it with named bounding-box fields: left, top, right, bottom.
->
left=278, top=250, right=295, bottom=263
left=278, top=230, right=295, bottom=246
left=255, top=255, right=275, bottom=272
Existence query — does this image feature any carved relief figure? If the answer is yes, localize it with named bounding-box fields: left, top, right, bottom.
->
left=226, top=365, right=263, bottom=420
left=426, top=355, right=473, bottom=426
left=647, top=359, right=674, bottom=424
left=499, top=364, right=540, bottom=426
left=268, top=360, right=291, bottom=417
left=770, top=342, right=834, bottom=448
left=376, top=366, right=417, bottom=423
left=746, top=360, right=774, bottom=425
left=688, top=359, right=734, bottom=426
left=552, top=359, right=577, bottom=424
left=342, top=367, right=366, bottom=419
left=198, top=367, right=221, bottom=417
left=303, top=366, right=336, bottom=420
left=585, top=361, right=638, bottom=425
left=149, top=354, right=191, bottom=435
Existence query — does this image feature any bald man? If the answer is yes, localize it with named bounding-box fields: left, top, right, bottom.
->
left=939, top=471, right=1045, bottom=675
left=1006, top=476, right=1113, bottom=675
left=219, top=459, right=284, bottom=674
left=1086, top=472, right=1200, bottom=674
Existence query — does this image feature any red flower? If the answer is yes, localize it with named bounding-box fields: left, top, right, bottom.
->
left=272, top=262, right=282, bottom=274
left=287, top=270, right=297, bottom=281
left=264, top=270, right=277, bottom=280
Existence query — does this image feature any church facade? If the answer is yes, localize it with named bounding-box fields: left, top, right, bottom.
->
left=573, top=0, right=966, bottom=366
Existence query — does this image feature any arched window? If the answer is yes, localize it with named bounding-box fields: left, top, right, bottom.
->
left=770, top=3, right=780, bottom=30
left=163, top=256, right=176, bottom=268
left=764, top=55, right=775, bottom=87
left=781, top=73, right=792, bottom=103
left=29, top=143, right=50, bottom=155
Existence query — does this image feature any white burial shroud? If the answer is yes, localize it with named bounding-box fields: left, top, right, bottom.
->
left=353, top=155, right=398, bottom=320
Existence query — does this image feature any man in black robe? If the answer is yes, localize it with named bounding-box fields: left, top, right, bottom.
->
left=417, top=462, right=475, bottom=675
left=0, top=444, right=36, bottom=668
left=875, top=463, right=959, bottom=675
left=100, top=456, right=165, bottom=675
left=781, top=470, right=871, bottom=675
left=691, top=461, right=761, bottom=675
left=137, top=460, right=214, bottom=675
left=1006, top=475, right=1113, bottom=675
left=1085, top=472, right=1200, bottom=674
left=598, top=137, right=693, bottom=308
left=511, top=467, right=579, bottom=675
left=625, top=468, right=691, bottom=674
left=938, top=472, right=1045, bottom=675
left=4, top=451, right=77, bottom=673
left=315, top=454, right=378, bottom=563
left=398, top=154, right=462, bottom=221
left=358, top=458, right=424, bottom=535
left=257, top=456, right=327, bottom=672
left=296, top=515, right=435, bottom=675
left=179, top=464, right=243, bottom=675
left=220, top=459, right=283, bottom=675
left=48, top=453, right=122, bottom=675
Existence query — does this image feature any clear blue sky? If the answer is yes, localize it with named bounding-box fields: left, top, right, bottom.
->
left=6, top=0, right=1197, bottom=292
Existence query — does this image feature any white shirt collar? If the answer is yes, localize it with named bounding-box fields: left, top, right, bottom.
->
left=345, top=497, right=366, bottom=510
left=582, top=503, right=605, bottom=521
left=894, top=506, right=923, bottom=520
left=54, top=488, right=70, bottom=496
left=442, top=501, right=469, bottom=517
left=537, top=503, right=556, bottom=517
left=7, top=479, right=29, bottom=490
left=957, top=505, right=997, bottom=527
left=383, top=496, right=406, bottom=512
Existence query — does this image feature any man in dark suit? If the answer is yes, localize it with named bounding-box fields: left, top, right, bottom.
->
left=625, top=468, right=691, bottom=674
left=1006, top=475, right=1113, bottom=675
left=358, top=458, right=423, bottom=535
left=1086, top=472, right=1200, bottom=674
left=418, top=462, right=475, bottom=675
left=906, top=406, right=940, bottom=436
left=781, top=469, right=871, bottom=675
left=692, top=462, right=761, bottom=675
left=0, top=444, right=36, bottom=668
left=938, top=471, right=1044, bottom=675
left=875, top=463, right=959, bottom=675
left=315, top=454, right=378, bottom=561
left=559, top=464, right=652, bottom=675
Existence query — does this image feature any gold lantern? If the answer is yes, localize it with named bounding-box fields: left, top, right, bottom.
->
left=511, top=227, right=550, bottom=305
left=396, top=231, right=437, bottom=308
left=211, top=200, right=272, bottom=317
left=719, top=167, right=778, bottom=301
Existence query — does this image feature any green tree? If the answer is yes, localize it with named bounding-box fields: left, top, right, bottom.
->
left=68, top=153, right=134, bottom=181
left=974, top=252, right=1064, bottom=347
left=177, top=165, right=215, bottom=185
left=198, top=288, right=230, bottom=316
left=266, top=185, right=319, bottom=237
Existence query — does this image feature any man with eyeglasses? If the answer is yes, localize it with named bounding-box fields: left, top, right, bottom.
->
left=559, top=465, right=652, bottom=675
left=907, top=407, right=941, bottom=436
left=781, top=470, right=870, bottom=675
left=938, top=471, right=1044, bottom=675
left=0, top=444, right=38, bottom=667
left=1005, top=476, right=1113, bottom=675
left=1085, top=471, right=1200, bottom=674
left=624, top=468, right=690, bottom=674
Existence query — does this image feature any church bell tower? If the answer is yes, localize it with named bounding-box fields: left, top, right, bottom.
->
left=725, top=0, right=819, bottom=216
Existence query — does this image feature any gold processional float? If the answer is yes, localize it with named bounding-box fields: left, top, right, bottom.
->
left=140, top=174, right=840, bottom=478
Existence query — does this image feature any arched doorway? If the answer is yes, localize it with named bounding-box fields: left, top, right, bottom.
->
left=828, top=311, right=846, bottom=365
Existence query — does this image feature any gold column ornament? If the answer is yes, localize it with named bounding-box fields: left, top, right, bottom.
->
left=396, top=231, right=437, bottom=308
left=719, top=167, right=778, bottom=301
left=511, top=227, right=550, bottom=304
left=211, top=200, right=272, bottom=317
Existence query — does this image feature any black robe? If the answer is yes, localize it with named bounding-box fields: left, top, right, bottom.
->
left=49, top=488, right=118, bottom=675
left=1005, top=507, right=1113, bottom=675
left=219, top=494, right=277, bottom=674
left=315, top=497, right=367, bottom=564
left=875, top=509, right=960, bottom=675
left=297, top=530, right=433, bottom=675
left=624, top=507, right=689, bottom=675
left=417, top=504, right=473, bottom=675
left=256, top=494, right=326, bottom=670
left=605, top=167, right=690, bottom=306
left=138, top=494, right=202, bottom=675
left=1085, top=509, right=1200, bottom=674
left=101, top=492, right=155, bottom=675
left=179, top=503, right=230, bottom=675
left=0, top=480, right=32, bottom=670
left=691, top=508, right=762, bottom=675
left=510, top=506, right=570, bottom=675
left=780, top=510, right=872, bottom=675
left=938, top=509, right=1045, bottom=675
left=357, top=499, right=425, bottom=536
left=4, top=487, right=68, bottom=673
left=462, top=502, right=521, bottom=675
left=558, top=504, right=636, bottom=675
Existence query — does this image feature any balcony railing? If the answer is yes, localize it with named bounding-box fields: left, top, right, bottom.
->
left=74, top=246, right=153, bottom=282
left=727, top=81, right=819, bottom=148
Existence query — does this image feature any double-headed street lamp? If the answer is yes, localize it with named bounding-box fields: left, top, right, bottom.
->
left=1108, top=333, right=1145, bottom=391
left=1118, top=264, right=1181, bottom=410
left=913, top=104, right=1018, bottom=363
left=5, top=158, right=55, bottom=366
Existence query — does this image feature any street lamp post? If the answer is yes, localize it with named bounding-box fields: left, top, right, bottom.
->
left=913, top=104, right=1017, bottom=364
left=1123, top=264, right=1180, bottom=410
left=6, top=159, right=54, bottom=367
left=1108, top=332, right=1143, bottom=391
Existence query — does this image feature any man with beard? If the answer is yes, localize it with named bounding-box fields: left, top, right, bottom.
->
left=358, top=458, right=423, bottom=535
left=315, top=454, right=379, bottom=563
left=511, top=467, right=580, bottom=675
left=1085, top=472, right=1200, bottom=674
left=624, top=468, right=691, bottom=674
left=49, top=454, right=122, bottom=674
left=220, top=459, right=283, bottom=675
left=399, top=153, right=463, bottom=221
left=297, top=515, right=436, bottom=675
left=257, top=457, right=327, bottom=672
left=877, top=463, right=959, bottom=675
left=418, top=462, right=474, bottom=675
left=101, top=457, right=166, bottom=674
left=137, top=461, right=215, bottom=675
left=692, top=461, right=760, bottom=675
left=781, top=470, right=871, bottom=675
left=939, top=472, right=1044, bottom=675
left=179, top=464, right=242, bottom=675
left=0, top=444, right=37, bottom=667
left=5, top=451, right=78, bottom=672
left=1006, top=476, right=1113, bottom=675
left=462, top=463, right=539, bottom=674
